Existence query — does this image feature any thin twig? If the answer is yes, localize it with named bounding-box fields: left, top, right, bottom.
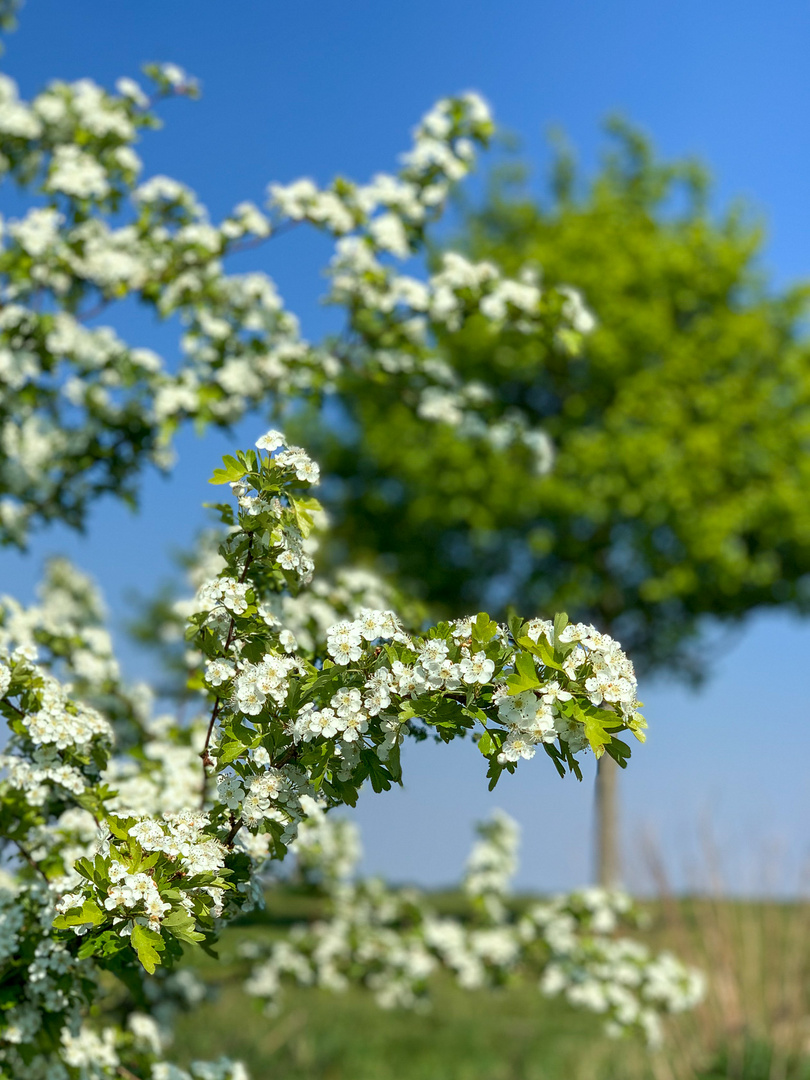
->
left=117, top=1066, right=143, bottom=1080
left=201, top=699, right=222, bottom=769
left=238, top=532, right=256, bottom=585
left=77, top=297, right=113, bottom=325
left=15, top=840, right=48, bottom=881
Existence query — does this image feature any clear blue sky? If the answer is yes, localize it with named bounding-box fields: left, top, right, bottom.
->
left=3, top=0, right=810, bottom=895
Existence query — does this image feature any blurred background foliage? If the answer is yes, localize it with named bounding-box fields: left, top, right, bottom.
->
left=296, top=123, right=810, bottom=678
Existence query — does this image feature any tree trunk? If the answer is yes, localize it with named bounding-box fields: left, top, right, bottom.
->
left=594, top=754, right=620, bottom=887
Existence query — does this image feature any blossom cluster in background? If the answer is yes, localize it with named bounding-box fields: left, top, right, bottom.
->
left=243, top=806, right=705, bottom=1047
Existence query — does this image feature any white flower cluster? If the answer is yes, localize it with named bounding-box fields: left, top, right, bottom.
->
left=496, top=689, right=560, bottom=760
left=238, top=766, right=311, bottom=840
left=325, top=609, right=405, bottom=663
left=23, top=685, right=110, bottom=750
left=291, top=614, right=501, bottom=773
left=0, top=648, right=113, bottom=806
left=60, top=1025, right=119, bottom=1070
left=268, top=92, right=493, bottom=243
left=494, top=617, right=642, bottom=765
left=0, top=878, right=121, bottom=1080
left=2, top=743, right=89, bottom=802
left=463, top=808, right=520, bottom=921
left=0, top=556, right=120, bottom=687
left=532, top=889, right=707, bottom=1047
left=244, top=809, right=705, bottom=1043
left=231, top=655, right=297, bottom=713
left=326, top=242, right=577, bottom=472
left=54, top=810, right=230, bottom=939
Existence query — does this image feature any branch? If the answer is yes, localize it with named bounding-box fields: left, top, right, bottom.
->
left=201, top=698, right=222, bottom=768
left=200, top=533, right=255, bottom=804
left=273, top=744, right=298, bottom=769
left=224, top=815, right=243, bottom=847
left=227, top=217, right=302, bottom=255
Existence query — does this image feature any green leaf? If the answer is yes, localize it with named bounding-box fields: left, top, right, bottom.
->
left=133, top=851, right=160, bottom=874
left=472, top=612, right=498, bottom=648
left=74, top=857, right=97, bottom=884
left=162, top=908, right=205, bottom=944
left=209, top=455, right=247, bottom=485
left=107, top=816, right=134, bottom=841
left=517, top=633, right=563, bottom=671
left=289, top=495, right=322, bottom=538
left=604, top=735, right=632, bottom=768
left=572, top=702, right=622, bottom=759
left=80, top=899, right=106, bottom=926
left=507, top=612, right=524, bottom=643
left=561, top=741, right=584, bottom=781
left=361, top=751, right=394, bottom=794
left=53, top=899, right=106, bottom=930
left=237, top=449, right=258, bottom=473
left=384, top=739, right=403, bottom=784
left=131, top=923, right=165, bottom=974
left=506, top=651, right=541, bottom=695
left=477, top=730, right=497, bottom=758
left=216, top=741, right=244, bottom=767
left=553, top=612, right=569, bottom=645
left=77, top=929, right=128, bottom=961
left=322, top=775, right=361, bottom=807
left=299, top=668, right=342, bottom=706
left=542, top=742, right=567, bottom=779
left=486, top=758, right=507, bottom=791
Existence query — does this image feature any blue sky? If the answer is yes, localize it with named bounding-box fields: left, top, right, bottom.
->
left=2, top=0, right=810, bottom=894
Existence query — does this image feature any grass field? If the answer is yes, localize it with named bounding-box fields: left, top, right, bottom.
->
left=172, top=971, right=649, bottom=1080
left=167, top=890, right=810, bottom=1080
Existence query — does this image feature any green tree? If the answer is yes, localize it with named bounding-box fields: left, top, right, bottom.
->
left=302, top=123, right=810, bottom=882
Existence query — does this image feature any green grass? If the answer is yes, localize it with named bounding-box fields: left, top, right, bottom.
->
left=172, top=968, right=647, bottom=1080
